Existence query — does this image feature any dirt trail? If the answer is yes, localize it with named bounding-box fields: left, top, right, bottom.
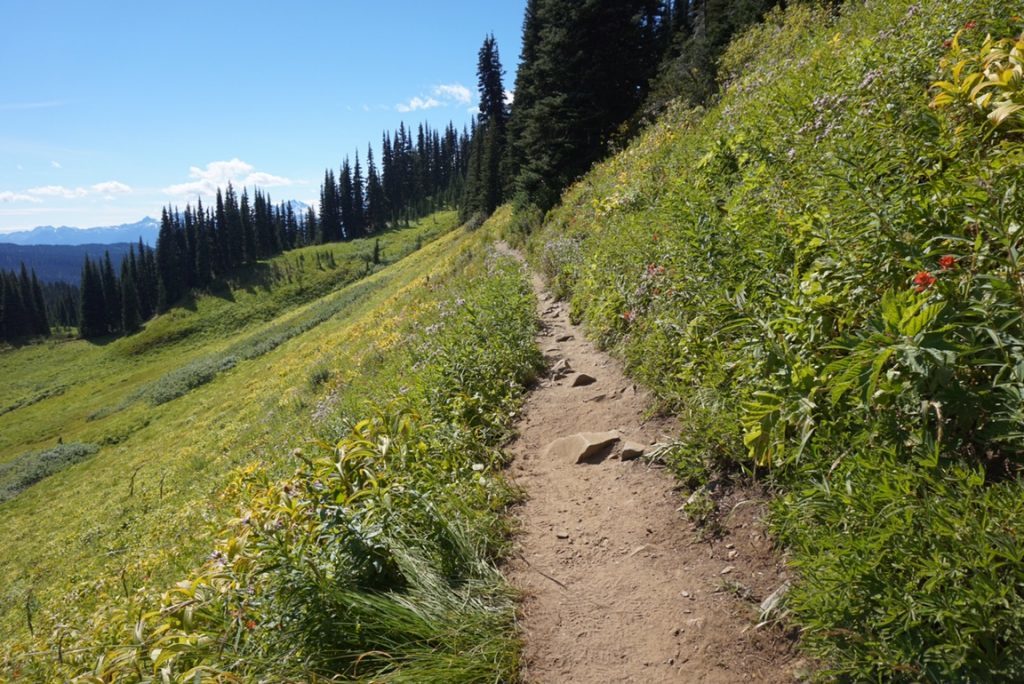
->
left=505, top=267, right=800, bottom=683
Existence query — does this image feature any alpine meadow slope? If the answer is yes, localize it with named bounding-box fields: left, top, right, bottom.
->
left=529, top=1, right=1024, bottom=679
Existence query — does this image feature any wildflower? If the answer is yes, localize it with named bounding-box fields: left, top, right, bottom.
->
left=245, top=619, right=257, bottom=630
left=943, top=38, right=953, bottom=49
left=963, top=20, right=977, bottom=30
left=913, top=271, right=937, bottom=292
left=622, top=310, right=637, bottom=323
left=938, top=255, right=957, bottom=270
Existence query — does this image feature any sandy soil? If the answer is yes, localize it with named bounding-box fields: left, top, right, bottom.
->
left=504, top=267, right=802, bottom=683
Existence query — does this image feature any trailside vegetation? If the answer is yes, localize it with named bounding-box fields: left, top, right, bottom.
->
left=530, top=0, right=1024, bottom=678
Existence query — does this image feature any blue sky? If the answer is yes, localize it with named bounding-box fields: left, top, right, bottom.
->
left=0, top=1, right=526, bottom=232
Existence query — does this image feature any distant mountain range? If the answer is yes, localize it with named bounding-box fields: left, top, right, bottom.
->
left=0, top=217, right=160, bottom=246
left=0, top=201, right=310, bottom=247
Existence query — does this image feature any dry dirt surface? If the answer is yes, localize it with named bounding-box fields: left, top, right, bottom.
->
left=504, top=267, right=802, bottom=683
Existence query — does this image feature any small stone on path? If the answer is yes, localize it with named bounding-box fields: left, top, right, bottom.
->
left=620, top=441, right=647, bottom=460
left=556, top=334, right=574, bottom=342
left=544, top=431, right=620, bottom=463
left=571, top=373, right=597, bottom=387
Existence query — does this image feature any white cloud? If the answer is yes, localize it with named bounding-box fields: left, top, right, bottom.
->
left=91, top=180, right=132, bottom=195
left=504, top=89, right=515, bottom=105
left=397, top=96, right=441, bottom=113
left=26, top=185, right=88, bottom=198
left=434, top=83, right=472, bottom=104
left=163, top=158, right=297, bottom=198
left=50, top=160, right=62, bottom=169
left=396, top=82, right=474, bottom=112
left=0, top=191, right=42, bottom=203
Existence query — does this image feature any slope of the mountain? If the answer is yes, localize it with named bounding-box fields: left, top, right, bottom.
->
left=528, top=0, right=1024, bottom=679
left=0, top=209, right=541, bottom=682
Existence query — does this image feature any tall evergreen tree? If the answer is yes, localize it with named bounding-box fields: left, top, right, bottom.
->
left=29, top=270, right=49, bottom=336
left=339, top=159, right=354, bottom=239
left=78, top=256, right=107, bottom=339
left=463, top=34, right=510, bottom=219
left=156, top=208, right=185, bottom=311
left=366, top=144, right=387, bottom=232
left=351, top=152, right=366, bottom=239
left=509, top=0, right=668, bottom=211
left=100, top=252, right=122, bottom=334
left=120, top=258, right=141, bottom=332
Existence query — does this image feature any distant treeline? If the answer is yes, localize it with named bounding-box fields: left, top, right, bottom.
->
left=69, top=118, right=478, bottom=341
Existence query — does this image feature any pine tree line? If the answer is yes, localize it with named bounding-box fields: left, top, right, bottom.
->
left=78, top=242, right=157, bottom=339
left=319, top=120, right=472, bottom=241
left=72, top=118, right=474, bottom=341
left=0, top=264, right=49, bottom=342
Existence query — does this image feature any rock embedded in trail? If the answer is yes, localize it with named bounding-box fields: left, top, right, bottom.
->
left=620, top=441, right=647, bottom=461
left=544, top=431, right=621, bottom=463
left=550, top=358, right=573, bottom=379
left=556, top=334, right=574, bottom=342
left=570, top=373, right=597, bottom=387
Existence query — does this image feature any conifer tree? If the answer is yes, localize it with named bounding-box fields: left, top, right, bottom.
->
left=240, top=188, right=256, bottom=263
left=29, top=270, right=49, bottom=336
left=156, top=208, right=185, bottom=311
left=508, top=0, right=668, bottom=211
left=120, top=258, right=141, bottom=332
left=78, top=256, right=107, bottom=339
left=366, top=144, right=387, bottom=232
left=100, top=252, right=122, bottom=334
left=339, top=159, right=354, bottom=240
left=195, top=199, right=213, bottom=287
left=352, top=152, right=366, bottom=239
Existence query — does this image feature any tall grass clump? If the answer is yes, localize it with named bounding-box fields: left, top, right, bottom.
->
left=531, top=0, right=1024, bottom=678
left=3, top=242, right=540, bottom=682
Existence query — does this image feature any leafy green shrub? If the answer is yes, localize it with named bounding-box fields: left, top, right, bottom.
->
left=774, top=450, right=1024, bottom=681
left=147, top=354, right=239, bottom=405
left=0, top=443, right=99, bottom=504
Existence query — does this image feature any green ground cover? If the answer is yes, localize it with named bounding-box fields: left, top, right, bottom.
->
left=528, top=2, right=1024, bottom=678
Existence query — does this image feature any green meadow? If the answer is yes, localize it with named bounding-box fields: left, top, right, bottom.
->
left=0, top=212, right=458, bottom=642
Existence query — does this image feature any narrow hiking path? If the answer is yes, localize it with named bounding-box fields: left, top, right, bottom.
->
left=504, top=260, right=802, bottom=682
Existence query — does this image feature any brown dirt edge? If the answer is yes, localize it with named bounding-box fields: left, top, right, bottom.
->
left=501, top=252, right=807, bottom=682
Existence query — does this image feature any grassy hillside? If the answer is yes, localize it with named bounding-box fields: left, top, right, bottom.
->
left=0, top=213, right=457, bottom=642
left=529, top=1, right=1024, bottom=679
left=2, top=208, right=541, bottom=681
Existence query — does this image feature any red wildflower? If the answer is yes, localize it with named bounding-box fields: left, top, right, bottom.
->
left=943, top=38, right=953, bottom=49
left=963, top=20, right=977, bottom=29
left=622, top=310, right=637, bottom=323
left=245, top=619, right=257, bottom=630
left=938, top=255, right=957, bottom=270
left=652, top=233, right=660, bottom=243
left=913, top=271, right=937, bottom=292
